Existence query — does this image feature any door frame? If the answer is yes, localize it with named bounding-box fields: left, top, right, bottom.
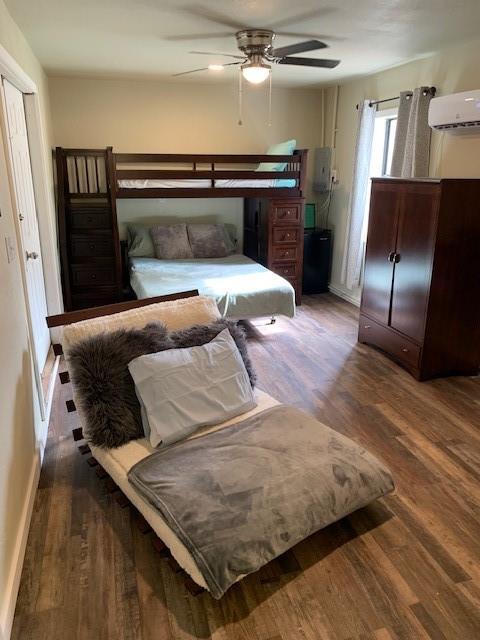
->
left=0, top=44, right=63, bottom=419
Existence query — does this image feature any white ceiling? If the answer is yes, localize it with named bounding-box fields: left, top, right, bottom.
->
left=6, top=0, right=480, bottom=87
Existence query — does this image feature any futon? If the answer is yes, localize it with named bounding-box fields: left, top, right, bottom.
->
left=61, top=295, right=394, bottom=597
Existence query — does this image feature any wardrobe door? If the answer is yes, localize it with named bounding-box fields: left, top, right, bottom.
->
left=390, top=184, right=439, bottom=342
left=361, top=183, right=400, bottom=326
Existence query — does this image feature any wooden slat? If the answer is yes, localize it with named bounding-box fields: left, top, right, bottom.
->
left=59, top=371, right=70, bottom=384
left=71, top=426, right=83, bottom=441
left=115, top=153, right=299, bottom=164
left=46, top=290, right=199, bottom=328
left=115, top=169, right=299, bottom=180
left=53, top=343, right=64, bottom=356
left=116, top=187, right=302, bottom=199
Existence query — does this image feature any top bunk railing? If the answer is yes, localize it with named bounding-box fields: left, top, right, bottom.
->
left=55, top=148, right=307, bottom=199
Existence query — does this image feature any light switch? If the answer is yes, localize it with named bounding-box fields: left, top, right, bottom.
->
left=5, top=236, right=16, bottom=263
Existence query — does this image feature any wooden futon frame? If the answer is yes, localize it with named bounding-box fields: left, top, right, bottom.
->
left=47, top=290, right=206, bottom=596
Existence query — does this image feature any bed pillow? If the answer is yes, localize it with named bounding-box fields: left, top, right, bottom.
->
left=187, top=223, right=233, bottom=258
left=170, top=319, right=256, bottom=387
left=256, top=139, right=297, bottom=172
left=68, top=323, right=172, bottom=448
left=127, top=223, right=155, bottom=258
left=129, top=329, right=257, bottom=448
left=150, top=223, right=194, bottom=259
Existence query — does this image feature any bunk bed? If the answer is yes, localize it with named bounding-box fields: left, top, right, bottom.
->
left=55, top=147, right=307, bottom=314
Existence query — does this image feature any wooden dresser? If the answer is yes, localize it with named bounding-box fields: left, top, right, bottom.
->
left=359, top=178, right=480, bottom=380
left=244, top=197, right=305, bottom=303
left=56, top=147, right=123, bottom=311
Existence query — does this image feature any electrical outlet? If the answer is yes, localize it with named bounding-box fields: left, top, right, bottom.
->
left=5, top=236, right=16, bottom=263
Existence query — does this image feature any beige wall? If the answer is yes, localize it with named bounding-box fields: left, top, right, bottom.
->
left=49, top=76, right=324, bottom=240
left=0, top=1, right=55, bottom=637
left=326, top=37, right=480, bottom=305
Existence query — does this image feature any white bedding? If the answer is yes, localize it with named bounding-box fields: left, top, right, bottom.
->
left=130, top=254, right=296, bottom=319
left=90, top=389, right=279, bottom=590
left=118, top=178, right=296, bottom=189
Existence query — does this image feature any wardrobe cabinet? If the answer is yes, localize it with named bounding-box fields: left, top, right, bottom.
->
left=359, top=178, right=480, bottom=380
left=244, top=198, right=305, bottom=303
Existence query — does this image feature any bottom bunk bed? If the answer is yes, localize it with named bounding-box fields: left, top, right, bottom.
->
left=129, top=254, right=296, bottom=319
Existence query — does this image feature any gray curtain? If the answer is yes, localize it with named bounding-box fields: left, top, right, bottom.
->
left=390, top=87, right=433, bottom=178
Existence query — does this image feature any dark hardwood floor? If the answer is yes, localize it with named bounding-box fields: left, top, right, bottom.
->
left=12, top=294, right=480, bottom=640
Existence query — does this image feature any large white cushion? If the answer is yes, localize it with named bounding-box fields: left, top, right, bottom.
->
left=128, top=329, right=257, bottom=448
left=62, top=295, right=220, bottom=356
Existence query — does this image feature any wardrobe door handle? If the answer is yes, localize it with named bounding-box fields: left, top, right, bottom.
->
left=393, top=253, right=401, bottom=263
left=387, top=251, right=395, bottom=262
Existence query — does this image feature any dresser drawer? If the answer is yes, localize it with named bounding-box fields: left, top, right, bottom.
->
left=71, top=264, right=116, bottom=287
left=272, top=262, right=298, bottom=278
left=272, top=245, right=298, bottom=262
left=272, top=203, right=302, bottom=225
left=359, top=314, right=421, bottom=370
left=71, top=236, right=113, bottom=258
left=71, top=211, right=111, bottom=230
left=272, top=226, right=300, bottom=245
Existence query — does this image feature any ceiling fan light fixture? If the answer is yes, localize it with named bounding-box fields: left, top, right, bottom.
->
left=208, top=64, right=225, bottom=71
left=241, top=60, right=271, bottom=85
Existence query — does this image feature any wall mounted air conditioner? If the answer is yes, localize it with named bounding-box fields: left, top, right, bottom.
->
left=428, top=90, right=480, bottom=133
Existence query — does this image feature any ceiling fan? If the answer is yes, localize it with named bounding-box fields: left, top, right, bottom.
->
left=170, top=6, right=341, bottom=84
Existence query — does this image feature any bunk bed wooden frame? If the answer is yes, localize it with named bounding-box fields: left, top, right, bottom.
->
left=55, top=147, right=308, bottom=311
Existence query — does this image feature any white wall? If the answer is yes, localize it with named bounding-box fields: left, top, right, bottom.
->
left=49, top=76, right=324, bottom=239
left=0, top=2, right=57, bottom=638
left=325, top=37, right=480, bottom=305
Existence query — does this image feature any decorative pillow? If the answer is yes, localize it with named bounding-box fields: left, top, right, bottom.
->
left=128, top=329, right=257, bottom=448
left=68, top=323, right=172, bottom=448
left=170, top=319, right=256, bottom=387
left=150, top=224, right=193, bottom=260
left=127, top=223, right=155, bottom=258
left=187, top=223, right=233, bottom=258
left=256, top=139, right=297, bottom=172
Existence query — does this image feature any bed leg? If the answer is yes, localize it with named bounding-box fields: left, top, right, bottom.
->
left=270, top=316, right=276, bottom=325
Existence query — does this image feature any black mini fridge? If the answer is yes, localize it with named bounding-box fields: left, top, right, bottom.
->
left=302, top=229, right=332, bottom=294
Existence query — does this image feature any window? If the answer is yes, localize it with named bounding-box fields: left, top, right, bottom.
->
left=361, top=108, right=398, bottom=241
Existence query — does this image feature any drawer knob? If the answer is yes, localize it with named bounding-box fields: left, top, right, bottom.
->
left=401, top=347, right=409, bottom=353
left=89, top=243, right=95, bottom=250
left=91, top=274, right=97, bottom=279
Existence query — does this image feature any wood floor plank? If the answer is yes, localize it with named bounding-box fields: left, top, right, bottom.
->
left=11, top=293, right=480, bottom=640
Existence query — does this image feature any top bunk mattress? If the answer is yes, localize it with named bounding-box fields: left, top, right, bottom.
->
left=118, top=178, right=297, bottom=189
left=130, top=254, right=296, bottom=319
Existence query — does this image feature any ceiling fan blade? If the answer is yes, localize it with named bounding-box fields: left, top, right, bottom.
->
left=269, top=7, right=335, bottom=30
left=164, top=32, right=233, bottom=42
left=172, top=66, right=210, bottom=77
left=172, top=61, right=241, bottom=77
left=181, top=4, right=246, bottom=30
left=277, top=57, right=340, bottom=69
left=189, top=50, right=244, bottom=60
left=272, top=39, right=327, bottom=58
left=276, top=31, right=345, bottom=43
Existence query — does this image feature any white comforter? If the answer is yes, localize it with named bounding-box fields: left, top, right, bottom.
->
left=130, top=254, right=296, bottom=319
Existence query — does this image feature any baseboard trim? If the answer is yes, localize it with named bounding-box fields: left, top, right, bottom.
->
left=0, top=452, right=41, bottom=640
left=328, top=283, right=361, bottom=307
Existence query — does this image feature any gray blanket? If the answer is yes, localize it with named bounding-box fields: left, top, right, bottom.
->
left=128, top=405, right=394, bottom=598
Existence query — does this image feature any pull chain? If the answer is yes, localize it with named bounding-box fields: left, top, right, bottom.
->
left=238, top=68, right=243, bottom=126
left=267, top=70, right=272, bottom=127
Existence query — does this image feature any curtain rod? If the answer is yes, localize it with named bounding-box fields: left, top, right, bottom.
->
left=356, top=86, right=436, bottom=110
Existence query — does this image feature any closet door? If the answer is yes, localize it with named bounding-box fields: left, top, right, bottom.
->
left=361, top=182, right=400, bottom=326
left=390, top=184, right=439, bottom=342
